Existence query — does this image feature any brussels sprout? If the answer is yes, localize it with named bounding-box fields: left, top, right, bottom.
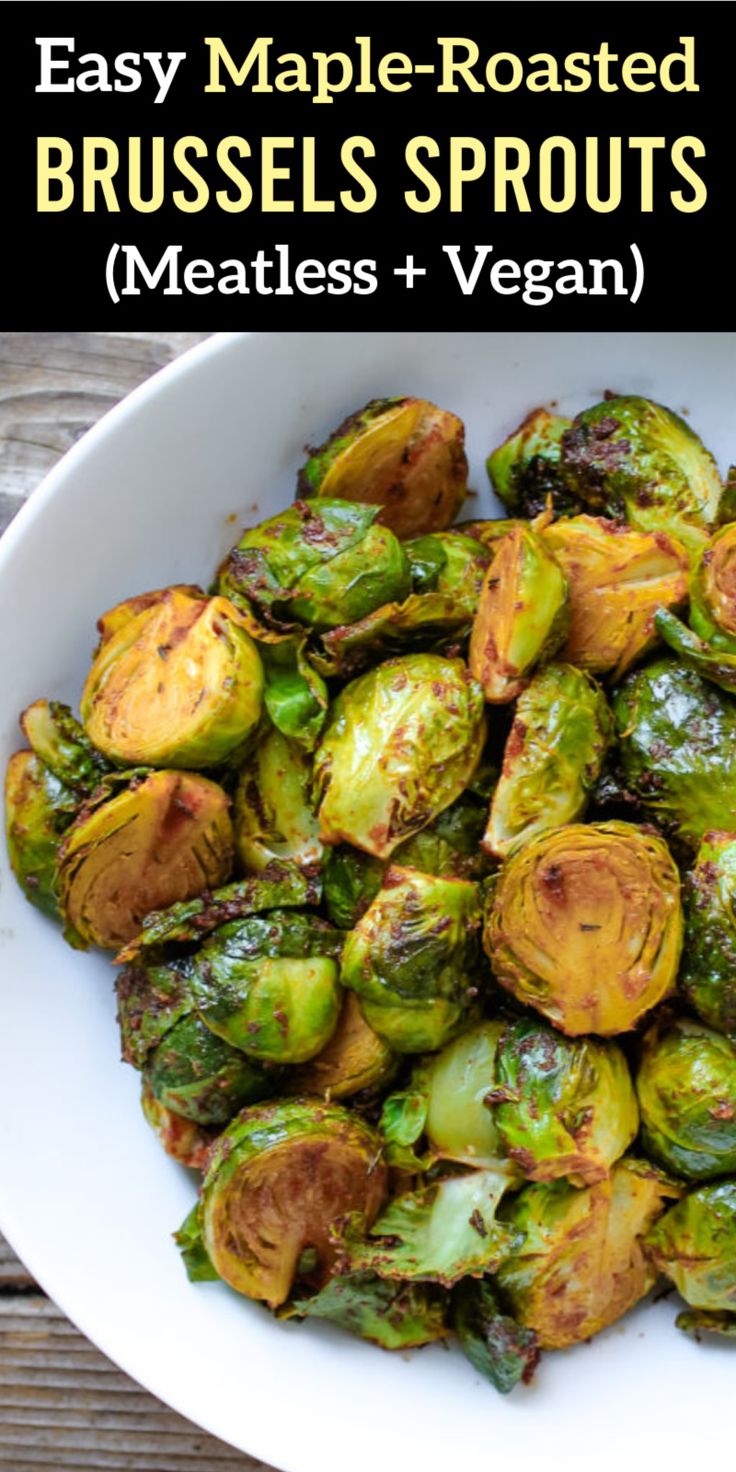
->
left=291, top=992, right=396, bottom=1100
left=314, top=654, right=485, bottom=859
left=58, top=770, right=234, bottom=950
left=141, top=1080, right=214, bottom=1170
left=81, top=588, right=264, bottom=769
left=21, top=699, right=111, bottom=793
left=680, top=832, right=736, bottom=1036
left=405, top=531, right=491, bottom=608
left=487, top=408, right=579, bottom=519
left=94, top=584, right=205, bottom=646
left=456, top=518, right=522, bottom=551
left=485, top=821, right=682, bottom=1036
left=485, top=664, right=612, bottom=858
left=5, top=751, right=78, bottom=918
left=341, top=867, right=483, bottom=1053
left=291, top=1273, right=448, bottom=1350
left=690, top=523, right=736, bottom=653
left=191, top=910, right=342, bottom=1063
left=645, top=1181, right=736, bottom=1320
left=174, top=1203, right=219, bottom=1281
left=323, top=846, right=385, bottom=930
left=612, top=659, right=736, bottom=849
left=380, top=1023, right=505, bottom=1172
left=234, top=729, right=323, bottom=875
left=468, top=524, right=569, bottom=704
left=497, top=1158, right=681, bottom=1349
left=145, top=1013, right=275, bottom=1125
left=297, top=397, right=468, bottom=538
left=193, top=1098, right=387, bottom=1306
left=259, top=633, right=329, bottom=751
left=655, top=608, right=736, bottom=696
left=218, top=499, right=411, bottom=632
left=542, top=516, right=689, bottom=679
left=636, top=1016, right=736, bottom=1181
left=561, top=396, right=722, bottom=555
left=676, top=1309, right=736, bottom=1338
left=116, top=954, right=196, bottom=1069
left=452, top=1279, right=540, bottom=1394
left=343, top=1168, right=519, bottom=1285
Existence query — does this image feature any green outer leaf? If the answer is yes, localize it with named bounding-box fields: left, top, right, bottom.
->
left=689, top=523, right=736, bottom=655
left=290, top=1272, right=448, bottom=1350
left=676, top=1309, right=736, bottom=1338
left=452, top=1277, right=540, bottom=1393
left=261, top=637, right=329, bottom=751
left=379, top=1080, right=432, bottom=1171
left=313, top=591, right=475, bottom=679
left=116, top=955, right=196, bottom=1069
left=219, top=499, right=379, bottom=617
left=5, top=750, right=78, bottom=918
left=645, top=1181, right=736, bottom=1313
left=21, top=699, right=112, bottom=793
left=486, top=409, right=577, bottom=519
left=636, top=1016, right=736, bottom=1181
left=145, top=1013, right=276, bottom=1124
left=323, top=846, right=385, bottom=930
left=297, top=399, right=405, bottom=495
left=655, top=608, right=736, bottom=695
left=174, top=1204, right=220, bottom=1282
left=234, top=728, right=323, bottom=875
left=680, top=832, right=736, bottom=1037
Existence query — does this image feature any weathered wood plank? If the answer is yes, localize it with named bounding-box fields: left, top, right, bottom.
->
left=0, top=1235, right=34, bottom=1290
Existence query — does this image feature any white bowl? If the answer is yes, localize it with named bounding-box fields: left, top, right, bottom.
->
left=1, top=332, right=734, bottom=1472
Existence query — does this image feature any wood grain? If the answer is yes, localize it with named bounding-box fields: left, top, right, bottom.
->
left=0, top=332, right=277, bottom=1471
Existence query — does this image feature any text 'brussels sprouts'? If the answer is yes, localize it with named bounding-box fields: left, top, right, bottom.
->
left=469, top=523, right=569, bottom=703
left=680, top=831, right=736, bottom=1036
left=81, top=588, right=264, bottom=768
left=341, top=867, right=483, bottom=1053
left=636, top=1016, right=736, bottom=1181
left=645, top=1181, right=736, bottom=1323
left=59, top=770, right=234, bottom=950
left=314, top=653, right=485, bottom=859
left=485, top=821, right=682, bottom=1036
left=298, top=397, right=468, bottom=538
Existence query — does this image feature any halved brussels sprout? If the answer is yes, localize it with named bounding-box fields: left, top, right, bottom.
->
left=141, top=1079, right=214, bottom=1170
left=21, top=699, right=111, bottom=793
left=290, top=991, right=396, bottom=1100
left=636, top=1016, right=736, bottom=1181
left=468, top=524, right=569, bottom=703
left=645, top=1181, right=736, bottom=1321
left=145, top=1013, right=275, bottom=1125
left=95, top=584, right=204, bottom=646
left=485, top=664, right=612, bottom=858
left=691, top=523, right=736, bottom=652
left=191, top=910, right=342, bottom=1063
left=81, top=588, right=264, bottom=768
left=680, top=831, right=736, bottom=1036
left=197, top=1098, right=387, bottom=1306
left=452, top=1278, right=540, bottom=1394
left=297, top=397, right=468, bottom=538
left=612, top=659, right=736, bottom=849
left=291, top=1272, right=448, bottom=1350
left=314, top=654, right=485, bottom=859
left=59, top=770, right=234, bottom=950
left=341, top=867, right=483, bottom=1053
left=5, top=751, right=78, bottom=918
left=234, top=729, right=323, bottom=875
left=654, top=608, right=736, bottom=695
left=542, top=516, right=689, bottom=679
left=485, top=821, right=682, bottom=1035
left=487, top=408, right=578, bottom=519
left=497, top=1158, right=681, bottom=1349
left=561, top=396, right=722, bottom=554
left=218, top=499, right=411, bottom=632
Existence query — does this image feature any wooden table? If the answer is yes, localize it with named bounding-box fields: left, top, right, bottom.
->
left=0, top=333, right=274, bottom=1472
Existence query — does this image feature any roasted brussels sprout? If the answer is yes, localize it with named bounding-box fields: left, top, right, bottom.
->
left=218, top=499, right=410, bottom=632
left=190, top=910, right=342, bottom=1063
left=561, top=396, right=722, bottom=554
left=81, top=588, right=264, bottom=769
left=145, top=1013, right=274, bottom=1125
left=487, top=408, right=578, bottom=519
left=341, top=867, right=483, bottom=1053
left=405, top=530, right=490, bottom=604
left=690, top=523, right=736, bottom=653
left=456, top=518, right=522, bottom=551
left=234, top=729, right=322, bottom=875
left=468, top=523, right=569, bottom=703
left=298, top=397, right=468, bottom=538
left=452, top=1278, right=540, bottom=1393
left=485, top=664, right=612, bottom=858
left=21, top=699, right=111, bottom=793
left=654, top=608, right=736, bottom=695
left=258, top=631, right=329, bottom=751
left=290, top=991, right=396, bottom=1100
left=380, top=1022, right=505, bottom=1172
left=485, top=821, right=682, bottom=1035
left=497, top=1158, right=681, bottom=1348
left=680, top=832, right=736, bottom=1036
left=646, top=1181, right=736, bottom=1326
left=542, top=516, right=689, bottom=679
left=194, top=1098, right=387, bottom=1306
left=58, top=770, right=234, bottom=950
left=314, top=654, right=485, bottom=859
left=291, top=1273, right=448, bottom=1349
left=116, top=953, right=196, bottom=1069
left=612, top=659, right=736, bottom=849
left=636, top=1016, right=736, bottom=1181
left=141, top=1080, right=214, bottom=1170
left=5, top=751, right=78, bottom=918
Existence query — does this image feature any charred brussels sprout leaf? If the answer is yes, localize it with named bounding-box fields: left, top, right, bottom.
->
left=680, top=832, right=736, bottom=1036
left=59, top=771, right=234, bottom=951
left=145, top=1013, right=276, bottom=1125
left=174, top=1203, right=219, bottom=1282
left=485, top=664, right=612, bottom=859
left=323, top=846, right=386, bottom=930
left=645, top=1181, right=736, bottom=1316
left=486, top=408, right=578, bottom=519
left=636, top=1016, right=736, bottom=1181
left=404, top=531, right=490, bottom=611
left=485, top=821, right=682, bottom=1036
left=456, top=519, right=523, bottom=552
left=297, top=397, right=468, bottom=539
left=676, top=1309, right=736, bottom=1338
left=291, top=1272, right=448, bottom=1349
left=690, top=523, right=736, bottom=653
left=497, top=1158, right=681, bottom=1349
left=21, top=699, right=112, bottom=793
left=561, top=396, right=723, bottom=555
left=191, top=910, right=342, bottom=1063
left=655, top=608, right=736, bottom=696
left=197, top=1098, right=387, bottom=1307
left=5, top=751, right=78, bottom=918
left=116, top=954, right=196, bottom=1069
left=452, top=1278, right=540, bottom=1394
left=81, top=589, right=264, bottom=769
left=234, top=729, right=323, bottom=875
left=612, top=659, right=736, bottom=849
left=141, top=1080, right=214, bottom=1170
left=543, top=516, right=689, bottom=679
left=341, top=867, right=483, bottom=1053
left=290, top=991, right=396, bottom=1100
left=469, top=524, right=569, bottom=704
left=314, top=654, right=485, bottom=859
